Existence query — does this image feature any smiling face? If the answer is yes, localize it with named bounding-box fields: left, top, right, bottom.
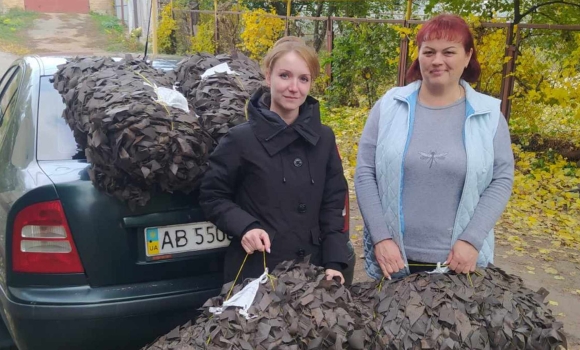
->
left=265, top=50, right=312, bottom=124
left=418, top=39, right=473, bottom=90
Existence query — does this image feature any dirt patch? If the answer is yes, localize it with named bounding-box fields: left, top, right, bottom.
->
left=23, top=13, right=109, bottom=55
left=348, top=194, right=580, bottom=348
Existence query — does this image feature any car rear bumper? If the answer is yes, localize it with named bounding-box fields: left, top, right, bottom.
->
left=0, top=275, right=223, bottom=350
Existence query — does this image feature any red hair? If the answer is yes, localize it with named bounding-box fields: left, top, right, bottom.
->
left=406, top=14, right=481, bottom=83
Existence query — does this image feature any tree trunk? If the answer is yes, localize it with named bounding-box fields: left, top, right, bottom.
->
left=313, top=2, right=325, bottom=52
left=513, top=0, right=522, bottom=24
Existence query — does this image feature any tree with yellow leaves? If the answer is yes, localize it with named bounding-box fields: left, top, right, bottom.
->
left=239, top=8, right=285, bottom=60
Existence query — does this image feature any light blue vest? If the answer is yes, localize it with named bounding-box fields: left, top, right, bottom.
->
left=364, top=80, right=501, bottom=280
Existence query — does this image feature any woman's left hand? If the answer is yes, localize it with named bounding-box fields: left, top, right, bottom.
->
left=325, top=269, right=345, bottom=284
left=445, top=240, right=478, bottom=274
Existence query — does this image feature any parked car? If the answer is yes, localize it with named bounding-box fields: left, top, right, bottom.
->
left=0, top=55, right=355, bottom=350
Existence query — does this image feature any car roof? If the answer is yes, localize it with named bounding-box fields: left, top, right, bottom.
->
left=26, top=54, right=183, bottom=76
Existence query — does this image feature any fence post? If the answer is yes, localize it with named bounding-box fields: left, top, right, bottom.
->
left=397, top=0, right=413, bottom=86
left=285, top=0, right=292, bottom=36
left=326, top=16, right=334, bottom=82
left=214, top=0, right=219, bottom=54
left=152, top=0, right=158, bottom=54
left=120, top=0, right=125, bottom=24
left=500, top=23, right=519, bottom=122
left=397, top=21, right=409, bottom=86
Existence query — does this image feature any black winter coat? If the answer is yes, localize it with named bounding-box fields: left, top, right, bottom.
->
left=200, top=89, right=349, bottom=282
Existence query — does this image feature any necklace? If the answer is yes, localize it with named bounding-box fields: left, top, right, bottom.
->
left=419, top=84, right=464, bottom=106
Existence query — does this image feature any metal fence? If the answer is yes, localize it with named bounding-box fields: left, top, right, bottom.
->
left=175, top=7, right=580, bottom=120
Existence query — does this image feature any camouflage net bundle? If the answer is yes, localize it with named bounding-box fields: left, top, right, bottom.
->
left=52, top=56, right=116, bottom=149
left=144, top=260, right=373, bottom=350
left=53, top=55, right=178, bottom=151
left=350, top=265, right=567, bottom=350
left=53, top=55, right=212, bottom=208
left=174, top=52, right=264, bottom=142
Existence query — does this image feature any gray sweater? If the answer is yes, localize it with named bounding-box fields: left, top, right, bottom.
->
left=355, top=97, right=514, bottom=263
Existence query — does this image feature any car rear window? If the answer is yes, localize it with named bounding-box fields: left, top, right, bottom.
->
left=37, top=76, right=83, bottom=161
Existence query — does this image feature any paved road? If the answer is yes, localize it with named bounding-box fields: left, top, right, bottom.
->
left=0, top=51, right=17, bottom=77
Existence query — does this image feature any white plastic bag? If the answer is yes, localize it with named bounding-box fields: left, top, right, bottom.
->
left=209, top=269, right=269, bottom=320
left=155, top=86, right=190, bottom=113
left=143, top=81, right=190, bottom=113
left=200, top=62, right=239, bottom=79
left=427, top=262, right=450, bottom=274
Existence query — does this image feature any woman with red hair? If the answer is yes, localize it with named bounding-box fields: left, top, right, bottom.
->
left=355, top=14, right=514, bottom=280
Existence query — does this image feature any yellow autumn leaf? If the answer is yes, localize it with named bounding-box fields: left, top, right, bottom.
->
left=548, top=300, right=559, bottom=306
left=554, top=276, right=565, bottom=280
left=544, top=267, right=559, bottom=275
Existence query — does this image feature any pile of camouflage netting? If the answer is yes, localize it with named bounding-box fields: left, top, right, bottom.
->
left=144, top=260, right=371, bottom=350
left=143, top=261, right=567, bottom=350
left=350, top=266, right=567, bottom=350
left=173, top=52, right=263, bottom=140
left=52, top=53, right=263, bottom=208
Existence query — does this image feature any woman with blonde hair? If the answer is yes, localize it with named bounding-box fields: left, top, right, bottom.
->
left=201, top=36, right=350, bottom=283
left=355, top=14, right=514, bottom=280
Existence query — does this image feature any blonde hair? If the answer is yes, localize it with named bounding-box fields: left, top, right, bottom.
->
left=262, top=36, right=320, bottom=80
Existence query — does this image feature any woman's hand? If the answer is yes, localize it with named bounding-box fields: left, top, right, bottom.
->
left=241, top=229, right=271, bottom=254
left=325, top=269, right=345, bottom=284
left=374, top=239, right=405, bottom=280
left=446, top=240, right=478, bottom=273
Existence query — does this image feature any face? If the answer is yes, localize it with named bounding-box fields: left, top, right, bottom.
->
left=266, top=51, right=312, bottom=121
left=418, top=39, right=472, bottom=88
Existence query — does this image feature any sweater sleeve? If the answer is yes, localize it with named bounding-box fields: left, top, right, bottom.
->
left=459, top=114, right=515, bottom=250
left=199, top=130, right=261, bottom=238
left=354, top=100, right=393, bottom=244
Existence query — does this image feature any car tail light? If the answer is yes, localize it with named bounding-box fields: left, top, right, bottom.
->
left=12, top=201, right=84, bottom=273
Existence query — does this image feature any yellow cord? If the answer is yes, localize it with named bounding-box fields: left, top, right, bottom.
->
left=225, top=253, right=249, bottom=301
left=263, top=250, right=277, bottom=291
left=131, top=69, right=174, bottom=129
left=377, top=276, right=385, bottom=292
left=234, top=75, right=246, bottom=92
left=209, top=250, right=275, bottom=344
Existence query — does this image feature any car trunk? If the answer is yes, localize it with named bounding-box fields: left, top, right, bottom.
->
left=38, top=161, right=227, bottom=287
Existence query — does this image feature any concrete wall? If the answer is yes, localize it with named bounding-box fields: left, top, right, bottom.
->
left=89, top=0, right=113, bottom=14
left=1, top=0, right=24, bottom=11
left=1, top=0, right=112, bottom=13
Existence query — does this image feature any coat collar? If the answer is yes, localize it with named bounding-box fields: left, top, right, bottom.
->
left=246, top=88, right=321, bottom=156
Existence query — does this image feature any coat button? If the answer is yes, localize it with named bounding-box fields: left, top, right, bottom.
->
left=297, top=249, right=305, bottom=257
left=293, top=158, right=303, bottom=167
left=298, top=203, right=307, bottom=213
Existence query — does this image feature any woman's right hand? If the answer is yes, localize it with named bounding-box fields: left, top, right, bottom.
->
left=241, top=229, right=271, bottom=254
left=374, top=239, right=405, bottom=280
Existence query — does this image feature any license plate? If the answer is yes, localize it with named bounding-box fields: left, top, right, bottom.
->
left=145, top=222, right=230, bottom=257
